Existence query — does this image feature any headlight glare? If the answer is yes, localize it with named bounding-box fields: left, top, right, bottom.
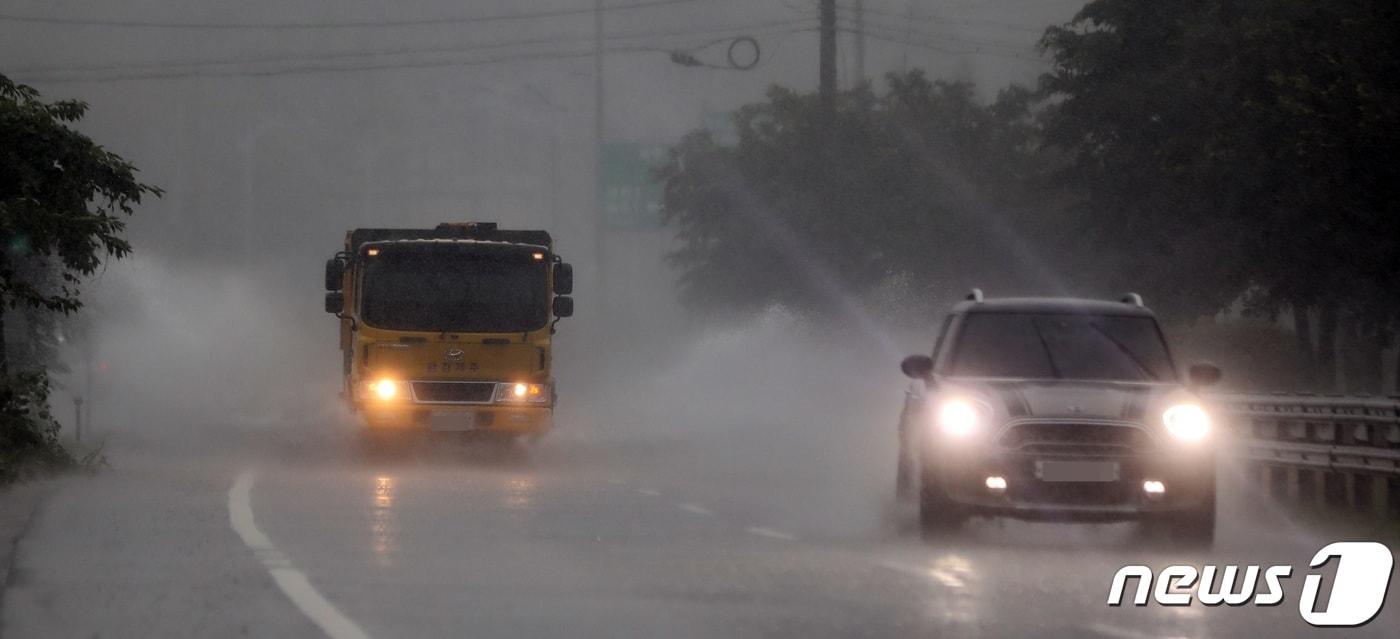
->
left=371, top=379, right=398, bottom=401
left=1163, top=403, right=1210, bottom=441
left=938, top=399, right=981, bottom=437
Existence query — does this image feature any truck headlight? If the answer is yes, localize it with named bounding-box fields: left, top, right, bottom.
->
left=937, top=398, right=981, bottom=438
left=1163, top=403, right=1210, bottom=441
left=371, top=379, right=399, bottom=401
left=494, top=382, right=549, bottom=403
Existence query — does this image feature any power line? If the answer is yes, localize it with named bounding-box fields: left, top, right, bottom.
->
left=844, top=27, right=1047, bottom=63
left=834, top=3, right=1046, bottom=35
left=840, top=15, right=1040, bottom=53
left=14, top=18, right=815, bottom=78
left=18, top=27, right=819, bottom=83
left=0, top=0, right=724, bottom=30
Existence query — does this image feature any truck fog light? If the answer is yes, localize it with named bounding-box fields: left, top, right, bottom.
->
left=1142, top=480, right=1166, bottom=496
left=985, top=476, right=1007, bottom=492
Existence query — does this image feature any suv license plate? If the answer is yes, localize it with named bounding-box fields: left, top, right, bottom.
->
left=428, top=412, right=477, bottom=432
left=1035, top=460, right=1119, bottom=482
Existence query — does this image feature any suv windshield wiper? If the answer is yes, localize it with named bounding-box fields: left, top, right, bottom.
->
left=1085, top=321, right=1158, bottom=380
left=1029, top=318, right=1064, bottom=378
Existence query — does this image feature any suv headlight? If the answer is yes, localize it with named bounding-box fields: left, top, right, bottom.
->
left=936, top=398, right=982, bottom=438
left=494, top=382, right=549, bottom=403
left=1163, top=403, right=1210, bottom=441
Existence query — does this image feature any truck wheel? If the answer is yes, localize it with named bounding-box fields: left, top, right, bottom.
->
left=918, top=470, right=965, bottom=536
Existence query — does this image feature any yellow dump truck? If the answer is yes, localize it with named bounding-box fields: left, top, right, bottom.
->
left=323, top=223, right=573, bottom=438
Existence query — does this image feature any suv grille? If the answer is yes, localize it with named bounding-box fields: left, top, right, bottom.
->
left=998, top=422, right=1152, bottom=455
left=411, top=382, right=495, bottom=403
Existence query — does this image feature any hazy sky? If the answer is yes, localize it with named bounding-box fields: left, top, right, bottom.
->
left=0, top=0, right=1083, bottom=435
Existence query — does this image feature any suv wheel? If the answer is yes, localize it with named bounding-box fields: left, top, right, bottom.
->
left=1145, top=486, right=1216, bottom=548
left=918, top=468, right=966, bottom=535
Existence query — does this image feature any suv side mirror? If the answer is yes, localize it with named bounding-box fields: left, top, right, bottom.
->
left=553, top=263, right=574, bottom=295
left=324, top=259, right=344, bottom=291
left=1188, top=362, right=1222, bottom=387
left=552, top=295, right=574, bottom=318
left=900, top=354, right=934, bottom=380
left=324, top=291, right=344, bottom=314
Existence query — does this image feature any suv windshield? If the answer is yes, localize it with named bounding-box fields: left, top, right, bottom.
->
left=360, top=243, right=548, bottom=333
left=947, top=312, right=1175, bottom=381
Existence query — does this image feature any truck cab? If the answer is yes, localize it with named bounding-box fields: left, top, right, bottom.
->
left=324, top=223, right=573, bottom=438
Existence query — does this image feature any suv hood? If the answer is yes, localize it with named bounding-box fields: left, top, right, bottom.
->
left=958, top=379, right=1174, bottom=422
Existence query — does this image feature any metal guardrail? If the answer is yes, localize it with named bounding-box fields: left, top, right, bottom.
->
left=1212, top=393, right=1400, bottom=476
left=1211, top=392, right=1400, bottom=517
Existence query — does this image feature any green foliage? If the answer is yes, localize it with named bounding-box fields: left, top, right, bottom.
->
left=0, top=73, right=161, bottom=317
left=0, top=371, right=73, bottom=483
left=0, top=74, right=155, bottom=481
left=1037, top=0, right=1400, bottom=328
left=658, top=72, right=1048, bottom=317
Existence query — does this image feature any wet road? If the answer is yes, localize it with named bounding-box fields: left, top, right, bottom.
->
left=3, top=424, right=1396, bottom=639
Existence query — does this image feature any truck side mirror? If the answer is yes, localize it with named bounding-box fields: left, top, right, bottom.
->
left=900, top=354, right=934, bottom=380
left=553, top=263, right=573, bottom=295
left=552, top=296, right=574, bottom=318
left=324, top=291, right=344, bottom=314
left=324, top=259, right=344, bottom=291
left=1187, top=362, right=1222, bottom=387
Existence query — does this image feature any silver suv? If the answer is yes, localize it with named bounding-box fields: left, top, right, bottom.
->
left=896, top=291, right=1220, bottom=544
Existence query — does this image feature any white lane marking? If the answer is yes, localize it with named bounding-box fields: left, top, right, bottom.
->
left=745, top=526, right=797, bottom=541
left=637, top=488, right=661, bottom=497
left=229, top=470, right=373, bottom=639
left=677, top=502, right=713, bottom=516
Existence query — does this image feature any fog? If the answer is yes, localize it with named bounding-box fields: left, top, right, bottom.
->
left=0, top=0, right=1083, bottom=461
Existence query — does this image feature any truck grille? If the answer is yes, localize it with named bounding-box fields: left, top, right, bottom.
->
left=411, top=381, right=495, bottom=404
left=998, top=422, right=1152, bottom=455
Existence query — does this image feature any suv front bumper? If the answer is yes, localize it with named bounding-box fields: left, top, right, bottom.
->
left=929, top=449, right=1215, bottom=521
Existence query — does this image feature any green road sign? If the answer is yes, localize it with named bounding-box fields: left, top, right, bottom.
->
left=600, top=142, right=667, bottom=230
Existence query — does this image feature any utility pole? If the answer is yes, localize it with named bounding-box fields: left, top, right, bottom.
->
left=819, top=0, right=837, bottom=105
left=593, top=0, right=607, bottom=309
left=73, top=397, right=83, bottom=444
left=854, top=0, right=866, bottom=85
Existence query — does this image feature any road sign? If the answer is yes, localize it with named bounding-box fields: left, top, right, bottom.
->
left=599, top=142, right=667, bottom=230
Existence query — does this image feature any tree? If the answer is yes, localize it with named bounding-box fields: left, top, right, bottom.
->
left=0, top=74, right=157, bottom=480
left=0, top=73, right=161, bottom=373
left=1037, top=0, right=1400, bottom=390
left=657, top=72, right=1050, bottom=320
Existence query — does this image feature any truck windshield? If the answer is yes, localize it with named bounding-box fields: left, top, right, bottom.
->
left=947, top=312, right=1175, bottom=381
left=360, top=243, right=548, bottom=333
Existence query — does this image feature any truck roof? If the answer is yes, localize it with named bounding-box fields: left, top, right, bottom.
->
left=347, top=223, right=552, bottom=253
left=952, top=297, right=1157, bottom=317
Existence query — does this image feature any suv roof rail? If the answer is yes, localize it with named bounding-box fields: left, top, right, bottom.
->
left=966, top=288, right=984, bottom=302
left=1121, top=292, right=1144, bottom=307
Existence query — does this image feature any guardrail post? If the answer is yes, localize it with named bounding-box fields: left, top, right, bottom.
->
left=1295, top=468, right=1317, bottom=503
left=1269, top=465, right=1288, bottom=499
left=1345, top=473, right=1369, bottom=512
left=1323, top=471, right=1346, bottom=506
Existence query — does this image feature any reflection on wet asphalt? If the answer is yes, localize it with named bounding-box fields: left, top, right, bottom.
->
left=2, top=430, right=1396, bottom=638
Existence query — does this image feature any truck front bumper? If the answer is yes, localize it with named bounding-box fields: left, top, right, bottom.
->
left=360, top=404, right=552, bottom=434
